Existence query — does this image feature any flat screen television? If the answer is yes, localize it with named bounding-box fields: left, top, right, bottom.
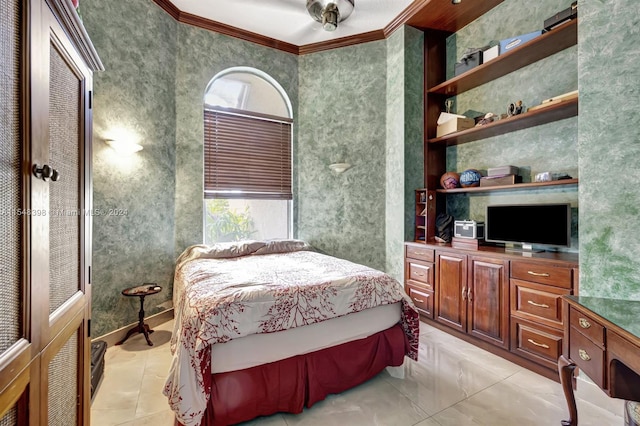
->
left=485, top=203, right=571, bottom=251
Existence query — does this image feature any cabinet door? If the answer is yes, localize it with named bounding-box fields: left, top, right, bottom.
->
left=468, top=256, right=509, bottom=349
left=436, top=253, right=467, bottom=332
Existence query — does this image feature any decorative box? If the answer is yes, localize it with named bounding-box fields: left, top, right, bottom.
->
left=483, top=45, right=499, bottom=63
left=488, top=165, right=519, bottom=177
left=544, top=1, right=577, bottom=31
left=436, top=116, right=475, bottom=137
left=454, top=220, right=485, bottom=240
left=479, top=174, right=522, bottom=187
left=451, top=237, right=483, bottom=250
left=499, top=30, right=542, bottom=53
left=454, top=49, right=483, bottom=76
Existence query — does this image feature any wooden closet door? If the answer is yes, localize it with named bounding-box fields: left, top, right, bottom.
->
left=0, top=0, right=96, bottom=423
left=0, top=0, right=33, bottom=423
left=33, top=3, right=91, bottom=425
left=30, top=1, right=93, bottom=424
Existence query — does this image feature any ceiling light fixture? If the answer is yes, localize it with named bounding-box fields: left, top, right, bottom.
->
left=451, top=0, right=462, bottom=4
left=306, top=0, right=354, bottom=31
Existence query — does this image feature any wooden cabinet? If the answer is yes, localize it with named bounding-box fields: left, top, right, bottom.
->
left=405, top=242, right=578, bottom=380
left=433, top=253, right=509, bottom=349
left=468, top=256, right=509, bottom=349
left=435, top=252, right=467, bottom=331
left=0, top=0, right=102, bottom=424
left=510, top=260, right=575, bottom=370
left=405, top=244, right=435, bottom=318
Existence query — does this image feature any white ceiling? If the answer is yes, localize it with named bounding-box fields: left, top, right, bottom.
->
left=169, top=0, right=414, bottom=46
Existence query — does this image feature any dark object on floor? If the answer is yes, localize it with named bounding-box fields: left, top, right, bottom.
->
left=91, top=340, right=107, bottom=399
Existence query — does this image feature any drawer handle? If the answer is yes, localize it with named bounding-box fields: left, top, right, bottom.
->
left=414, top=251, right=429, bottom=256
left=413, top=296, right=428, bottom=303
left=527, top=271, right=550, bottom=277
left=579, top=318, right=591, bottom=329
left=579, top=349, right=591, bottom=361
left=527, top=300, right=550, bottom=309
left=527, top=339, right=550, bottom=349
left=413, top=272, right=425, bottom=277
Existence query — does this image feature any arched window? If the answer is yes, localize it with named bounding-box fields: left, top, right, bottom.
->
left=203, top=67, right=293, bottom=244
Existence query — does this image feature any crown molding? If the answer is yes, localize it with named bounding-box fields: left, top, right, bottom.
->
left=298, top=29, right=386, bottom=55
left=151, top=0, right=299, bottom=54
left=151, top=0, right=179, bottom=20
left=151, top=0, right=497, bottom=55
left=179, top=11, right=299, bottom=54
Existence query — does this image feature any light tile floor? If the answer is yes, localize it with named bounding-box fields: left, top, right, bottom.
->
left=91, top=320, right=624, bottom=426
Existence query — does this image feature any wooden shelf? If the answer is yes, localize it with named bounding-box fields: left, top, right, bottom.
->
left=428, top=19, right=577, bottom=96
left=405, top=0, right=504, bottom=33
left=436, top=178, right=578, bottom=194
left=428, top=96, right=578, bottom=146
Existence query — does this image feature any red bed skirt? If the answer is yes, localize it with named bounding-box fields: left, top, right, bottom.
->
left=181, top=323, right=408, bottom=426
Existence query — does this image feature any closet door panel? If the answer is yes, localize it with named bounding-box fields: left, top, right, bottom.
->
left=0, top=0, right=23, bottom=356
left=0, top=0, right=34, bottom=423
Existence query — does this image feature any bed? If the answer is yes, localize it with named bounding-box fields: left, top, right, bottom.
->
left=163, top=240, right=419, bottom=426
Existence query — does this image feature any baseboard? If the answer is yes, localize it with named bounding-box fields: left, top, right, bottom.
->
left=92, top=308, right=174, bottom=347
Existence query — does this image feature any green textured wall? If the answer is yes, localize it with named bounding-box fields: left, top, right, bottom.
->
left=578, top=0, right=640, bottom=299
left=297, top=42, right=388, bottom=270
left=386, top=27, right=425, bottom=280
left=444, top=0, right=579, bottom=252
left=83, top=0, right=177, bottom=337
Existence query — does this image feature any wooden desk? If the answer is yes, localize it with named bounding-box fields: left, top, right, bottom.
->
left=558, top=296, right=640, bottom=425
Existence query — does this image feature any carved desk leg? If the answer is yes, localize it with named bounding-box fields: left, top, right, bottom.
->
left=558, top=355, right=578, bottom=426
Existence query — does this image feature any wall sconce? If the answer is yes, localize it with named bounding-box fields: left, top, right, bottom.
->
left=105, top=139, right=143, bottom=156
left=328, top=163, right=352, bottom=174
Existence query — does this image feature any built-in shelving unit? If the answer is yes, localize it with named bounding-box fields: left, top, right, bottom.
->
left=416, top=3, right=579, bottom=244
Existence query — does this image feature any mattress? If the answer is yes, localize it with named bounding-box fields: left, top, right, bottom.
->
left=211, top=302, right=401, bottom=373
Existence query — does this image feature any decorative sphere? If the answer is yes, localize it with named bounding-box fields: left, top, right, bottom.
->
left=440, top=172, right=460, bottom=189
left=459, top=169, right=482, bottom=187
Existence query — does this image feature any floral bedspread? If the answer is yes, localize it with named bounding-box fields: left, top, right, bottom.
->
left=163, top=241, right=419, bottom=426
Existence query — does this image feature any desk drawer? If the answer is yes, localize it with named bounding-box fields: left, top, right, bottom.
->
left=569, top=308, right=605, bottom=347
left=569, top=327, right=605, bottom=388
left=407, top=284, right=433, bottom=319
left=511, top=279, right=569, bottom=329
left=511, top=261, right=573, bottom=288
left=511, top=318, right=563, bottom=370
left=406, top=245, right=435, bottom=262
left=407, top=262, right=434, bottom=289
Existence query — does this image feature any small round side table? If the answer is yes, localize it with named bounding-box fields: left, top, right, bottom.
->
left=116, top=284, right=162, bottom=346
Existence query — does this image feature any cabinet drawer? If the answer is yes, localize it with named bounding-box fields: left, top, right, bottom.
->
left=407, top=262, right=434, bottom=289
left=569, top=327, right=605, bottom=388
left=511, top=319, right=563, bottom=370
left=407, top=284, right=433, bottom=319
left=569, top=308, right=605, bottom=347
left=406, top=245, right=435, bottom=262
left=510, top=279, right=569, bottom=329
left=511, top=261, right=573, bottom=288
